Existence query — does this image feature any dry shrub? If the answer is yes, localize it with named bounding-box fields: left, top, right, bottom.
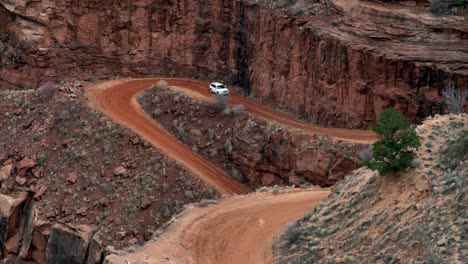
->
left=156, top=80, right=168, bottom=90
left=212, top=94, right=229, bottom=110
left=442, top=83, right=467, bottom=114
left=37, top=81, right=58, bottom=102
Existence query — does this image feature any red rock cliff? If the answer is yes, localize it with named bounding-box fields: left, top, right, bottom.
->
left=0, top=0, right=467, bottom=128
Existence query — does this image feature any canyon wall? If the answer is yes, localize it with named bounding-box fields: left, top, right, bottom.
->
left=0, top=0, right=467, bottom=128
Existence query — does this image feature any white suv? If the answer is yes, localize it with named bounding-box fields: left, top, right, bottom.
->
left=209, top=82, right=229, bottom=95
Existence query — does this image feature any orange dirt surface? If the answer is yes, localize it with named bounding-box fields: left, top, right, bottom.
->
left=105, top=190, right=330, bottom=264
left=87, top=79, right=249, bottom=196
left=87, top=78, right=376, bottom=195
left=85, top=78, right=375, bottom=263
left=163, top=79, right=377, bottom=144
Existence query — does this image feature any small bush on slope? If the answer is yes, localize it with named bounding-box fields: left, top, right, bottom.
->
left=212, top=94, right=229, bottom=110
left=276, top=114, right=467, bottom=264
left=441, top=83, right=467, bottom=114
left=156, top=80, right=168, bottom=89
left=446, top=129, right=468, bottom=161
left=364, top=108, right=420, bottom=175
left=429, top=0, right=465, bottom=15
left=283, top=220, right=301, bottom=244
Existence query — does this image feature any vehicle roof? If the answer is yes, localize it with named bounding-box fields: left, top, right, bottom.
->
left=211, top=82, right=225, bottom=86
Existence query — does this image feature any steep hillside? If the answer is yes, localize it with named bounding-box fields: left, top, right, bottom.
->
left=138, top=82, right=363, bottom=188
left=0, top=85, right=216, bottom=263
left=276, top=114, right=467, bottom=263
left=1, top=0, right=467, bottom=128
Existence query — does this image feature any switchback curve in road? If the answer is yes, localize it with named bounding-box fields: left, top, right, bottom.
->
left=87, top=78, right=376, bottom=195
left=105, top=190, right=331, bottom=264
left=86, top=78, right=373, bottom=263
left=87, top=79, right=250, bottom=196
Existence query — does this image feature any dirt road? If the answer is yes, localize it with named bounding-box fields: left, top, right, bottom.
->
left=105, top=190, right=330, bottom=264
left=88, top=78, right=375, bottom=195
left=168, top=79, right=376, bottom=144
left=87, top=79, right=249, bottom=196
left=87, top=78, right=373, bottom=264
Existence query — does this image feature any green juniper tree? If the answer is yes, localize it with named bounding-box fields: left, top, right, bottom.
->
left=364, top=108, right=421, bottom=175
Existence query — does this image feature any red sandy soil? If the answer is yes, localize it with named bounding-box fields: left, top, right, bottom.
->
left=87, top=78, right=376, bottom=195
left=106, top=190, right=330, bottom=264
left=85, top=78, right=376, bottom=263
left=87, top=80, right=249, bottom=196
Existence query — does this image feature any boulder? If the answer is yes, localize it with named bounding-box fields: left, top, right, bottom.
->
left=140, top=197, right=152, bottom=210
left=0, top=164, right=13, bottom=182
left=18, top=202, right=37, bottom=259
left=32, top=221, right=51, bottom=251
left=189, top=128, right=203, bottom=137
left=0, top=192, right=29, bottom=247
left=33, top=167, right=43, bottom=178
left=32, top=185, right=48, bottom=200
left=112, top=166, right=127, bottom=176
left=17, top=157, right=36, bottom=170
left=15, top=176, right=27, bottom=185
left=86, top=234, right=104, bottom=264
left=46, top=224, right=93, bottom=264
left=261, top=173, right=278, bottom=186
left=114, top=231, right=126, bottom=241
left=76, top=207, right=87, bottom=216
left=67, top=171, right=78, bottom=183
left=4, top=232, right=21, bottom=254
left=128, top=238, right=138, bottom=245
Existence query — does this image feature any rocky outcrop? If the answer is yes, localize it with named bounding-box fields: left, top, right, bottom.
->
left=0, top=192, right=104, bottom=263
left=86, top=234, right=104, bottom=264
left=229, top=118, right=360, bottom=187
left=47, top=224, right=93, bottom=264
left=140, top=86, right=361, bottom=188
left=0, top=0, right=466, bottom=127
left=0, top=192, right=30, bottom=257
left=0, top=89, right=218, bottom=263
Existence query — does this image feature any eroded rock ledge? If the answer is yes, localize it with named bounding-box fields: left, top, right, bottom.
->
left=0, top=0, right=466, bottom=128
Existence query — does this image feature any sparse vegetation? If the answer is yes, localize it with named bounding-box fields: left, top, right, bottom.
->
left=156, top=80, right=168, bottom=90
left=138, top=84, right=360, bottom=189
left=37, top=81, right=58, bottom=102
left=89, top=76, right=99, bottom=83
left=446, top=130, right=468, bottom=160
left=429, top=0, right=465, bottom=15
left=283, top=220, right=301, bottom=244
left=441, top=83, right=467, bottom=114
left=358, top=145, right=373, bottom=161
left=278, top=114, right=467, bottom=264
left=363, top=108, right=421, bottom=175
left=0, top=88, right=217, bottom=252
left=212, top=94, right=229, bottom=110
left=198, top=199, right=217, bottom=208
left=231, top=104, right=245, bottom=115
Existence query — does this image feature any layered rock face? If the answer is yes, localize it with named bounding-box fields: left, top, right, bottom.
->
left=1, top=0, right=467, bottom=127
left=0, top=0, right=241, bottom=87
left=0, top=192, right=102, bottom=263
left=229, top=120, right=360, bottom=187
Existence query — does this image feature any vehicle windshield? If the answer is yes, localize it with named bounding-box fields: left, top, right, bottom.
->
left=217, top=85, right=226, bottom=89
